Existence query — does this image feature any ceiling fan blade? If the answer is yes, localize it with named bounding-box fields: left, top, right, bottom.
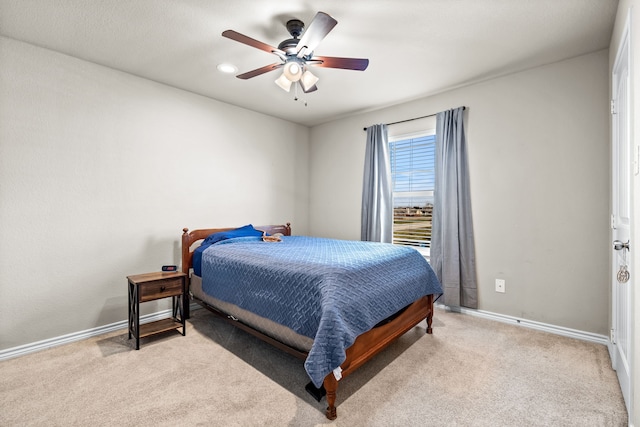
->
left=311, top=56, right=369, bottom=71
left=222, top=30, right=286, bottom=57
left=236, top=63, right=283, bottom=80
left=302, top=83, right=318, bottom=93
left=295, top=12, right=338, bottom=57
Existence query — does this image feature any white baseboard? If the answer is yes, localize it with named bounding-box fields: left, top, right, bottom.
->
left=1, top=303, right=609, bottom=361
left=437, top=304, right=610, bottom=347
left=0, top=303, right=201, bottom=361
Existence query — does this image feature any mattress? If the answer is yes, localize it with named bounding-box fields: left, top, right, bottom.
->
left=190, top=274, right=314, bottom=352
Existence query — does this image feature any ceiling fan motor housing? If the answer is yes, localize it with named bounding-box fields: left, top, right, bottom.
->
left=277, top=38, right=301, bottom=54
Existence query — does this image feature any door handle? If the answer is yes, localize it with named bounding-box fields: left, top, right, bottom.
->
left=613, top=240, right=630, bottom=251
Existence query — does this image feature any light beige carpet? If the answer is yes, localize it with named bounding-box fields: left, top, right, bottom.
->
left=0, top=307, right=627, bottom=426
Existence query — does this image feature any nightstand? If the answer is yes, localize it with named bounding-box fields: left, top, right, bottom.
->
left=127, top=271, right=187, bottom=350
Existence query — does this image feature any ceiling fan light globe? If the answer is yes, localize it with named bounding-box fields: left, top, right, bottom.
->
left=300, top=70, right=319, bottom=91
left=283, top=62, right=303, bottom=82
left=275, top=73, right=293, bottom=92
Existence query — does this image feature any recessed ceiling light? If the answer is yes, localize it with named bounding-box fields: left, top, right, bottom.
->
left=217, top=63, right=238, bottom=74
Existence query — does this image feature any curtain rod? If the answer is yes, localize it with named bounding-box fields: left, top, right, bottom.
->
left=363, top=106, right=466, bottom=131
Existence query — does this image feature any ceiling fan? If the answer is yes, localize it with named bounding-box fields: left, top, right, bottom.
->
left=222, top=12, right=369, bottom=94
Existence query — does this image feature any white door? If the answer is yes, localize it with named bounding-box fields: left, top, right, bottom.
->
left=611, top=19, right=633, bottom=418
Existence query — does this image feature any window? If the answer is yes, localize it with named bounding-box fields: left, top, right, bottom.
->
left=389, top=130, right=435, bottom=255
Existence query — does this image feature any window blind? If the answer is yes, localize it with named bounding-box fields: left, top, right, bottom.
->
left=389, top=133, right=435, bottom=250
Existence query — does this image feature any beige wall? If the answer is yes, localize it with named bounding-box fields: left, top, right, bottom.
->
left=309, top=50, right=611, bottom=335
left=0, top=37, right=310, bottom=350
left=610, top=2, right=638, bottom=425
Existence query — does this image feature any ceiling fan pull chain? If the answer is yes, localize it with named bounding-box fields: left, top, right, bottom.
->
left=292, top=84, right=308, bottom=106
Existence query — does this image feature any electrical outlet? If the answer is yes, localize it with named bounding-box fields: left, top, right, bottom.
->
left=495, top=279, right=506, bottom=293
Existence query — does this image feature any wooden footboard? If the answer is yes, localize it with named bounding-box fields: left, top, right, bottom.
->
left=181, top=224, right=435, bottom=420
left=323, top=294, right=433, bottom=419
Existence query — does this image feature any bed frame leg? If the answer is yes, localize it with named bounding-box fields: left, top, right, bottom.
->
left=323, top=374, right=338, bottom=420
left=426, top=311, right=433, bottom=334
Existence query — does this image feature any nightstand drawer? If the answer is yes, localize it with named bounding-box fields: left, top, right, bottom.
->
left=138, top=278, right=183, bottom=302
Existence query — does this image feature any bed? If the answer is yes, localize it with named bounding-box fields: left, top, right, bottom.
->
left=181, top=223, right=442, bottom=420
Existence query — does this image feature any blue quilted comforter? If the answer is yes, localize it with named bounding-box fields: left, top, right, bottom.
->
left=200, top=235, right=442, bottom=387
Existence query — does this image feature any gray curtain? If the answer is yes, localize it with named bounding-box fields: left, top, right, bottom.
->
left=361, top=124, right=392, bottom=243
left=431, top=107, right=478, bottom=308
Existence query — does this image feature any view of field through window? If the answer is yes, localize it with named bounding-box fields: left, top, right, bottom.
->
left=389, top=133, right=435, bottom=249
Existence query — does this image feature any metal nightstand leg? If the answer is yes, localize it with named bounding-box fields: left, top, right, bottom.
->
left=128, top=281, right=140, bottom=350
left=172, top=295, right=186, bottom=336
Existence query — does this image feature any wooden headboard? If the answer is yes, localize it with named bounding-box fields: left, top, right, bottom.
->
left=181, top=223, right=292, bottom=275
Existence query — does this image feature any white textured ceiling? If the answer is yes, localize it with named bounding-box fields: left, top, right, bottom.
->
left=0, top=0, right=618, bottom=126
